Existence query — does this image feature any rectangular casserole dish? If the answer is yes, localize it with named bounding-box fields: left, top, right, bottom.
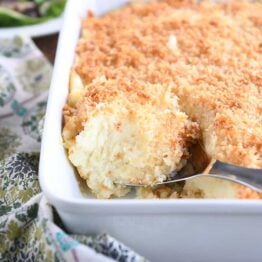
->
left=39, top=1, right=262, bottom=261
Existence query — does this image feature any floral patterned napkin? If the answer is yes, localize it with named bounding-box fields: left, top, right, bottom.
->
left=0, top=36, right=146, bottom=262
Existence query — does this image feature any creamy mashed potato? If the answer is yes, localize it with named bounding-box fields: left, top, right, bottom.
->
left=63, top=74, right=199, bottom=198
left=137, top=177, right=238, bottom=199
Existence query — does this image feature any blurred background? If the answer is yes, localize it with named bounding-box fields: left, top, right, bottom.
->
left=0, top=0, right=67, bottom=62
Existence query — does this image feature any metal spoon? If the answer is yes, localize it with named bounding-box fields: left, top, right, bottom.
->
left=124, top=142, right=262, bottom=192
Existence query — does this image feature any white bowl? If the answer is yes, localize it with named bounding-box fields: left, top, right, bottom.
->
left=39, top=1, right=262, bottom=261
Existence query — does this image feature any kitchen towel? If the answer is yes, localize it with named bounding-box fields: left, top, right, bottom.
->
left=0, top=35, right=146, bottom=262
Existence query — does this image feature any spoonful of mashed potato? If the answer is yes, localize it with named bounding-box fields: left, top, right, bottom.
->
left=63, top=71, right=200, bottom=198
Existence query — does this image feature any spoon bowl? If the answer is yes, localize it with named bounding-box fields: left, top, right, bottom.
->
left=121, top=142, right=262, bottom=193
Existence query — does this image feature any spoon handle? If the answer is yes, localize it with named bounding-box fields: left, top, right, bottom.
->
left=209, top=161, right=262, bottom=192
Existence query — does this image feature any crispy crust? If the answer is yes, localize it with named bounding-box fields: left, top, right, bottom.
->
left=64, top=0, right=262, bottom=199
left=75, top=0, right=262, bottom=167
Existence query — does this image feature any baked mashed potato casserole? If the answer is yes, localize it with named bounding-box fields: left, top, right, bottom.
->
left=63, top=0, right=262, bottom=199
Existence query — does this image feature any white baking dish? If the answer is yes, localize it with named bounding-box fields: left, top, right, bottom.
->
left=39, top=1, right=262, bottom=261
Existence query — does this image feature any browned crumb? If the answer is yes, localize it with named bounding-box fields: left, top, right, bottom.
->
left=237, top=185, right=262, bottom=199
left=64, top=0, right=262, bottom=198
left=137, top=184, right=184, bottom=199
left=75, top=0, right=262, bottom=169
left=76, top=0, right=262, bottom=168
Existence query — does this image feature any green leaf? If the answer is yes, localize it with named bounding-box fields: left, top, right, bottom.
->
left=13, top=202, right=21, bottom=209
left=39, top=0, right=66, bottom=17
left=0, top=205, right=12, bottom=216
left=47, top=250, right=53, bottom=262
left=19, top=188, right=34, bottom=203
left=7, top=221, right=21, bottom=240
left=34, top=226, right=42, bottom=241
left=0, top=239, right=7, bottom=254
left=27, top=203, right=38, bottom=219
left=39, top=242, right=45, bottom=255
left=0, top=218, right=8, bottom=229
left=15, top=213, right=28, bottom=223
left=33, top=0, right=47, bottom=4
left=0, top=7, right=49, bottom=27
left=0, top=189, right=5, bottom=199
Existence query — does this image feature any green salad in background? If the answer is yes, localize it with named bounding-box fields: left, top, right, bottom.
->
left=0, top=0, right=66, bottom=27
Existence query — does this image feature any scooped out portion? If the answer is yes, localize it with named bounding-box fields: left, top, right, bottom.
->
left=63, top=72, right=200, bottom=198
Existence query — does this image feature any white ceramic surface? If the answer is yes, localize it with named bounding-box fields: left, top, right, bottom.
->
left=39, top=1, right=262, bottom=261
left=0, top=16, right=63, bottom=38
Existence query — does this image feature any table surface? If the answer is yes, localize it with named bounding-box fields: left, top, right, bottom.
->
left=34, top=34, right=58, bottom=64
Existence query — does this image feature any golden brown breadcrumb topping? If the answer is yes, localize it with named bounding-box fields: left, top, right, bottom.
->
left=64, top=0, right=262, bottom=199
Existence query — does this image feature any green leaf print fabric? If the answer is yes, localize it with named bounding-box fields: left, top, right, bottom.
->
left=0, top=36, right=146, bottom=262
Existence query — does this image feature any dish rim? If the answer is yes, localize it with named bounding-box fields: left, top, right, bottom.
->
left=39, top=0, right=262, bottom=210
